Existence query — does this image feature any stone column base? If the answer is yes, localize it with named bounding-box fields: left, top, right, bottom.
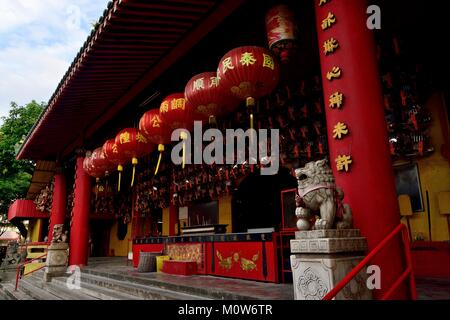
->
left=44, top=243, right=69, bottom=282
left=290, top=254, right=372, bottom=300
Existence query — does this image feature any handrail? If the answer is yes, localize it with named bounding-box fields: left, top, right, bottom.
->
left=323, top=223, right=416, bottom=300
left=15, top=253, right=47, bottom=291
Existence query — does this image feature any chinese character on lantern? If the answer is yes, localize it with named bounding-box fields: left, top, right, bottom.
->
left=321, top=12, right=336, bottom=30
left=326, top=66, right=342, bottom=80
left=323, top=38, right=339, bottom=55
left=333, top=122, right=349, bottom=139
left=319, top=0, right=330, bottom=6
left=222, top=57, right=235, bottom=74
left=160, top=101, right=169, bottom=113
left=240, top=52, right=257, bottom=66
left=329, top=92, right=344, bottom=109
left=151, top=116, right=161, bottom=128
left=193, top=78, right=205, bottom=91
left=136, top=133, right=148, bottom=143
left=335, top=155, right=352, bottom=172
left=262, top=53, right=275, bottom=70
left=119, top=131, right=130, bottom=144
left=209, top=76, right=219, bottom=88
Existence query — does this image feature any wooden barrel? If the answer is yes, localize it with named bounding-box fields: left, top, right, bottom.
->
left=137, top=252, right=162, bottom=272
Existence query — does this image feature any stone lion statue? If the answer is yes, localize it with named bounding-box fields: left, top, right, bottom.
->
left=51, top=224, right=68, bottom=243
left=295, top=159, right=352, bottom=230
left=0, top=241, right=27, bottom=268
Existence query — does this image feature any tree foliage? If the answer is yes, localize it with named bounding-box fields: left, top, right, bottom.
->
left=0, top=101, right=45, bottom=220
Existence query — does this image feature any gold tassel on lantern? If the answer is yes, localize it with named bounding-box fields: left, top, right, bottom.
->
left=95, top=177, right=100, bottom=200
left=155, top=144, right=165, bottom=176
left=117, top=165, right=123, bottom=192
left=180, top=131, right=188, bottom=169
left=247, top=97, right=255, bottom=130
left=131, top=157, right=138, bottom=187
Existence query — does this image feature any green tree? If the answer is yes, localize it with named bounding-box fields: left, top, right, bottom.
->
left=0, top=101, right=45, bottom=222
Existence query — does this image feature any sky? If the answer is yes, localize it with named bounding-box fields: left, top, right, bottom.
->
left=0, top=0, right=110, bottom=124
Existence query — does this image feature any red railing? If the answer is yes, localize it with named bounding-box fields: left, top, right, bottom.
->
left=15, top=253, right=47, bottom=291
left=323, top=223, right=417, bottom=300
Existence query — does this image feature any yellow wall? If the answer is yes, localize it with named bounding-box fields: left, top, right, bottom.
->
left=398, top=92, right=450, bottom=241
left=219, top=195, right=232, bottom=233
left=162, top=207, right=170, bottom=236
left=28, top=219, right=42, bottom=242
left=109, top=222, right=132, bottom=257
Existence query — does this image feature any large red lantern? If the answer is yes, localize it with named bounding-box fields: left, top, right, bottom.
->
left=91, top=147, right=115, bottom=177
left=103, top=139, right=127, bottom=192
left=139, top=109, right=172, bottom=175
left=265, top=5, right=298, bottom=63
left=159, top=93, right=194, bottom=131
left=115, top=128, right=153, bottom=188
left=159, top=93, right=194, bottom=169
left=217, top=46, right=280, bottom=128
left=184, top=72, right=240, bottom=124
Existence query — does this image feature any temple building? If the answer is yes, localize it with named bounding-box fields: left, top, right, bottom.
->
left=5, top=0, right=450, bottom=300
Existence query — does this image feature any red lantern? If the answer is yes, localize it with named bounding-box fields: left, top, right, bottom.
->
left=265, top=5, right=298, bottom=63
left=82, top=153, right=95, bottom=177
left=91, top=147, right=115, bottom=177
left=103, top=139, right=127, bottom=192
left=139, top=109, right=171, bottom=175
left=217, top=46, right=280, bottom=128
left=159, top=93, right=193, bottom=169
left=115, top=128, right=153, bottom=188
left=159, top=93, right=194, bottom=131
left=184, top=72, right=240, bottom=124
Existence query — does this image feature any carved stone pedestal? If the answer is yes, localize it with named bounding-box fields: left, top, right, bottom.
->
left=290, top=229, right=372, bottom=300
left=44, top=242, right=69, bottom=282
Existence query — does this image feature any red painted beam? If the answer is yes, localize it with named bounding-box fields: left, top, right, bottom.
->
left=74, top=0, right=245, bottom=153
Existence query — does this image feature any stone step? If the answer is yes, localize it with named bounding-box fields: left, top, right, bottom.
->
left=78, top=271, right=206, bottom=300
left=17, top=278, right=62, bottom=300
left=27, top=272, right=99, bottom=300
left=0, top=282, right=34, bottom=300
left=80, top=268, right=253, bottom=300
left=48, top=274, right=143, bottom=300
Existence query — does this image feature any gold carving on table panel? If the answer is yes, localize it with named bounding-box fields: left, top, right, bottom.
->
left=216, top=251, right=232, bottom=271
left=216, top=250, right=260, bottom=272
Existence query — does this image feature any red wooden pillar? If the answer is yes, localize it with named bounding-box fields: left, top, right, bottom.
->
left=315, top=0, right=407, bottom=298
left=69, top=152, right=91, bottom=266
left=169, top=199, right=178, bottom=236
left=48, top=168, right=66, bottom=242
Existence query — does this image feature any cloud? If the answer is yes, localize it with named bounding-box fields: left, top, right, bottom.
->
left=0, top=0, right=109, bottom=122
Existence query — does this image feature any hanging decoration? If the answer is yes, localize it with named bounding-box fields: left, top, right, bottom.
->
left=115, top=128, right=153, bottom=188
left=265, top=4, right=299, bottom=64
left=103, top=139, right=127, bottom=192
left=159, top=93, right=194, bottom=169
left=184, top=72, right=240, bottom=125
left=139, top=108, right=172, bottom=175
left=217, top=46, right=280, bottom=130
